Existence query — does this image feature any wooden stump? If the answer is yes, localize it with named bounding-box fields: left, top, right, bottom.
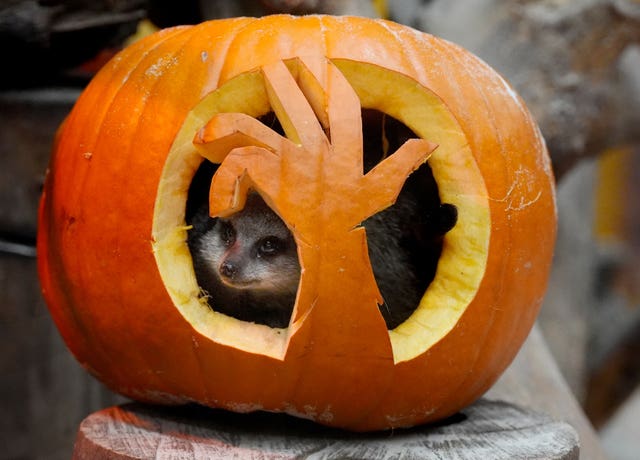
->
left=73, top=398, right=579, bottom=459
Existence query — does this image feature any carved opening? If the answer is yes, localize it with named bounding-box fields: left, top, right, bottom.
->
left=186, top=110, right=457, bottom=330
left=361, top=109, right=458, bottom=329
left=154, top=58, right=489, bottom=361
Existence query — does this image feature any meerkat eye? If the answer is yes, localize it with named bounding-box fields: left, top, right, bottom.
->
left=218, top=221, right=236, bottom=247
left=257, top=237, right=282, bottom=257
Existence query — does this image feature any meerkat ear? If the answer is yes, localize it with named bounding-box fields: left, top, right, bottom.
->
left=437, top=204, right=458, bottom=235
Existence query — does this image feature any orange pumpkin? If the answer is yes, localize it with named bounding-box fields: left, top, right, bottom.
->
left=37, top=15, right=556, bottom=431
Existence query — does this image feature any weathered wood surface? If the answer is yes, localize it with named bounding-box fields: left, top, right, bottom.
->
left=488, top=326, right=607, bottom=459
left=73, top=398, right=578, bottom=460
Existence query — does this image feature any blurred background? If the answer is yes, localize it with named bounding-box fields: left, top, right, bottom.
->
left=0, top=0, right=638, bottom=458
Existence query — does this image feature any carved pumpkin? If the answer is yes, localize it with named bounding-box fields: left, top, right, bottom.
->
left=37, top=15, right=556, bottom=431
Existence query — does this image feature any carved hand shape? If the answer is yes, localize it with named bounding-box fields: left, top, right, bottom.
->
left=193, top=57, right=436, bottom=340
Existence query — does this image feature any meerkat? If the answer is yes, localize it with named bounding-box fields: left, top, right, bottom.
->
left=188, top=192, right=301, bottom=328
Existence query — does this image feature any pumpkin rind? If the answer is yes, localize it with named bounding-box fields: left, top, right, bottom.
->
left=37, top=15, right=556, bottom=431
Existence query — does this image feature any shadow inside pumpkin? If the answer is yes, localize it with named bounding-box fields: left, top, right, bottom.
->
left=186, top=110, right=457, bottom=330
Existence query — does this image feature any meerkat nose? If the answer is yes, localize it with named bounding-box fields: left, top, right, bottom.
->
left=220, top=261, right=237, bottom=279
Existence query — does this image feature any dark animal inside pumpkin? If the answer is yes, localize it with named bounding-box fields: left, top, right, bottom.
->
left=186, top=110, right=457, bottom=329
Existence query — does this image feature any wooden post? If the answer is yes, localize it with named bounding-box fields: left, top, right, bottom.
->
left=72, top=398, right=578, bottom=460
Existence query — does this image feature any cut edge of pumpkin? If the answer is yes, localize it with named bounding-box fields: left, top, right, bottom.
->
left=333, top=60, right=491, bottom=362
left=151, top=59, right=490, bottom=363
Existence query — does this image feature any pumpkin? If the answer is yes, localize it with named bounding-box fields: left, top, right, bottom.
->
left=37, top=15, right=556, bottom=431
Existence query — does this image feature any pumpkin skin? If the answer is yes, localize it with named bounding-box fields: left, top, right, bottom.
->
left=37, top=15, right=556, bottom=431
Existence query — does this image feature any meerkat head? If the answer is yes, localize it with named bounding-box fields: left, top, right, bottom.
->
left=199, top=193, right=300, bottom=295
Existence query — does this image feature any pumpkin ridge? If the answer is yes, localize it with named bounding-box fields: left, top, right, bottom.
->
left=434, top=42, right=550, bottom=406
left=372, top=19, right=424, bottom=79
left=436, top=43, right=507, bottom=391
left=210, top=17, right=265, bottom=86
left=445, top=42, right=511, bottom=202
left=448, top=47, right=549, bottom=378
left=41, top=29, right=187, bottom=386
left=188, top=18, right=256, bottom=92
left=86, top=31, right=201, bottom=391
left=54, top=25, right=189, bottom=218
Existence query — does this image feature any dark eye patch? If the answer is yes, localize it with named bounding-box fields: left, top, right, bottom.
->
left=256, top=236, right=283, bottom=257
left=218, top=221, right=236, bottom=247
